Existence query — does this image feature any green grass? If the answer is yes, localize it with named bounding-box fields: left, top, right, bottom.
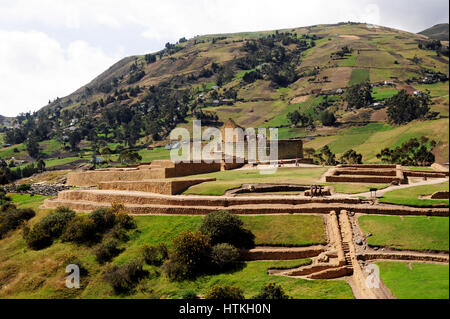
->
left=8, top=194, right=51, bottom=209
left=0, top=204, right=352, bottom=299
left=44, top=156, right=81, bottom=168
left=80, top=258, right=354, bottom=299
left=414, top=81, right=449, bottom=98
left=338, top=54, right=357, bottom=67
left=138, top=147, right=171, bottom=162
left=240, top=215, right=326, bottom=247
left=183, top=167, right=328, bottom=195
left=372, top=87, right=398, bottom=101
left=377, top=261, right=449, bottom=299
left=358, top=215, right=449, bottom=251
left=327, top=183, right=389, bottom=194
left=379, top=182, right=449, bottom=207
left=349, top=69, right=370, bottom=85
left=304, top=118, right=449, bottom=163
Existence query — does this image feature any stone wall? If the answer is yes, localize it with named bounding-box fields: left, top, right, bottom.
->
left=98, top=178, right=216, bottom=195
left=66, top=161, right=222, bottom=187
left=431, top=191, right=449, bottom=199
left=241, top=246, right=325, bottom=260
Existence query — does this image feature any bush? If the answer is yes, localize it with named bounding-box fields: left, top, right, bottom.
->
left=24, top=208, right=75, bottom=250
left=61, top=216, right=98, bottom=244
left=103, top=259, right=147, bottom=294
left=253, top=283, right=290, bottom=299
left=142, top=243, right=168, bottom=266
left=15, top=184, right=31, bottom=192
left=94, top=240, right=123, bottom=264
left=200, top=211, right=255, bottom=249
left=114, top=211, right=137, bottom=230
left=161, top=260, right=190, bottom=282
left=163, top=231, right=211, bottom=281
left=88, top=208, right=116, bottom=232
left=204, top=285, right=245, bottom=299
left=210, top=243, right=240, bottom=270
left=0, top=207, right=35, bottom=239
left=181, top=290, right=199, bottom=299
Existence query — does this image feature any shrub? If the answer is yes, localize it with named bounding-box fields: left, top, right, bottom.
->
left=161, top=260, right=190, bottom=282
left=162, top=231, right=211, bottom=281
left=142, top=243, right=168, bottom=266
left=24, top=208, right=75, bottom=250
left=210, top=243, right=240, bottom=270
left=88, top=208, right=116, bottom=232
left=94, top=240, right=123, bottom=264
left=0, top=207, right=35, bottom=239
left=204, top=285, right=245, bottom=299
left=61, top=216, right=98, bottom=244
left=15, top=184, right=31, bottom=192
left=200, top=211, right=255, bottom=249
left=181, top=290, right=199, bottom=299
left=103, top=259, right=147, bottom=294
left=253, top=283, right=290, bottom=299
left=114, top=211, right=137, bottom=230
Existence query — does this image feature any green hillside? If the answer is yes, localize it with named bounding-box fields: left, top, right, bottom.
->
left=418, top=23, right=449, bottom=41
left=1, top=22, right=449, bottom=170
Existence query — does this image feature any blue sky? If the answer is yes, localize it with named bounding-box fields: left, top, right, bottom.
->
left=0, top=0, right=448, bottom=117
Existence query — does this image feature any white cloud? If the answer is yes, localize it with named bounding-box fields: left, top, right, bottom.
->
left=0, top=30, right=119, bottom=116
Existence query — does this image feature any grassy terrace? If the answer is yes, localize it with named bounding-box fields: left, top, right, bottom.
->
left=80, top=258, right=354, bottom=299
left=0, top=194, right=342, bottom=298
left=183, top=167, right=328, bottom=195
left=377, top=261, right=449, bottom=299
left=379, top=181, right=449, bottom=207
left=358, top=215, right=449, bottom=251
left=241, top=215, right=326, bottom=247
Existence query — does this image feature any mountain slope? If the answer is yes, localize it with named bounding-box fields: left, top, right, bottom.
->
left=418, top=23, right=449, bottom=41
left=3, top=22, right=450, bottom=165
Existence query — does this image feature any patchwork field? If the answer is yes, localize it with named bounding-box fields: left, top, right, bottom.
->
left=358, top=215, right=449, bottom=251
left=377, top=261, right=449, bottom=299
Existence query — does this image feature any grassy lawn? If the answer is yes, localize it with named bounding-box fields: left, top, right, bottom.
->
left=372, top=87, right=398, bottom=101
left=327, top=183, right=389, bottom=194
left=7, top=194, right=51, bottom=209
left=358, top=215, right=449, bottom=251
left=379, top=182, right=449, bottom=207
left=183, top=167, right=328, bottom=195
left=349, top=69, right=370, bottom=85
left=377, top=261, right=449, bottom=299
left=80, top=258, right=354, bottom=299
left=138, top=147, right=171, bottom=162
left=0, top=201, right=351, bottom=299
left=240, top=215, right=326, bottom=247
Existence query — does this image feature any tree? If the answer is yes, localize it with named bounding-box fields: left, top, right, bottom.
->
left=345, top=82, right=373, bottom=109
left=314, top=146, right=337, bottom=166
left=118, top=150, right=142, bottom=165
left=287, top=110, right=302, bottom=127
left=386, top=90, right=430, bottom=125
left=376, top=137, right=435, bottom=166
left=69, top=131, right=82, bottom=151
left=340, top=149, right=362, bottom=164
left=26, top=136, right=40, bottom=159
left=320, top=111, right=336, bottom=126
